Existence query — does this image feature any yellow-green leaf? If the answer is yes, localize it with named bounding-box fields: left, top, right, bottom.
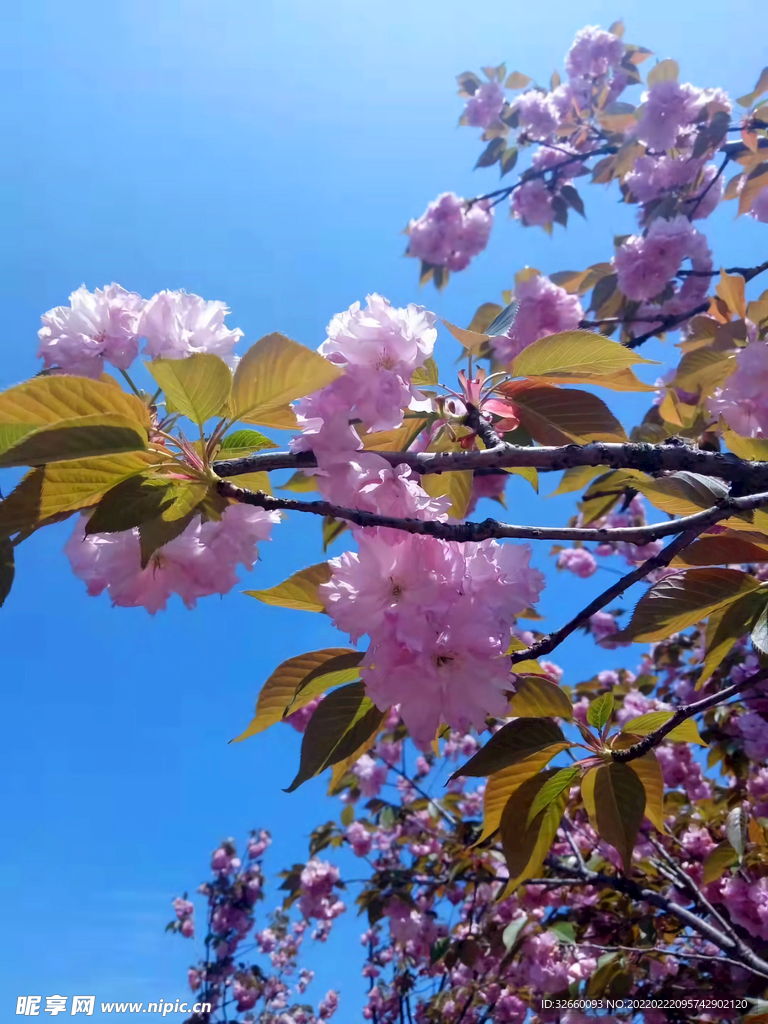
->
left=0, top=451, right=159, bottom=537
left=509, top=675, right=573, bottom=719
left=148, top=354, right=232, bottom=424
left=510, top=330, right=655, bottom=379
left=499, top=769, right=569, bottom=894
left=420, top=468, right=472, bottom=519
left=84, top=474, right=176, bottom=534
left=441, top=319, right=488, bottom=353
left=702, top=840, right=738, bottom=884
left=452, top=718, right=567, bottom=779
left=672, top=347, right=736, bottom=397
left=610, top=740, right=666, bottom=833
left=549, top=464, right=609, bottom=497
left=587, top=692, right=614, bottom=731
left=230, top=333, right=343, bottom=423
left=286, top=681, right=385, bottom=792
left=476, top=745, right=571, bottom=844
left=673, top=535, right=768, bottom=567
left=0, top=415, right=147, bottom=468
left=619, top=711, right=705, bottom=745
left=737, top=66, right=768, bottom=108
left=527, top=765, right=581, bottom=826
left=647, top=59, right=679, bottom=87
left=619, top=568, right=761, bottom=642
left=593, top=761, right=646, bottom=873
left=699, top=591, right=766, bottom=686
left=218, top=429, right=278, bottom=456
left=231, top=648, right=360, bottom=742
left=244, top=563, right=332, bottom=612
left=0, top=374, right=150, bottom=455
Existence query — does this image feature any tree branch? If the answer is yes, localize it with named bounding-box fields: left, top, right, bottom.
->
left=213, top=440, right=768, bottom=493
left=510, top=526, right=704, bottom=665
left=611, top=670, right=768, bottom=763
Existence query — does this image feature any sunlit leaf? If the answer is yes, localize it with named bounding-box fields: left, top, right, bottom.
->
left=441, top=319, right=488, bottom=353
left=716, top=271, right=747, bottom=320
left=527, top=765, right=581, bottom=825
left=452, top=718, right=567, bottom=778
left=702, top=840, right=738, bottom=884
left=611, top=737, right=666, bottom=833
left=230, top=333, right=343, bottom=423
left=510, top=330, right=655, bottom=380
left=476, top=745, right=571, bottom=843
left=619, top=710, right=705, bottom=745
left=286, top=681, right=385, bottom=792
left=509, top=675, right=573, bottom=719
left=500, top=382, right=626, bottom=445
left=618, top=568, right=761, bottom=642
left=0, top=375, right=150, bottom=456
left=587, top=692, right=614, bottom=731
left=84, top=474, right=175, bottom=534
left=672, top=535, right=768, bottom=567
left=244, top=562, right=333, bottom=612
left=504, top=71, right=531, bottom=89
left=231, top=648, right=360, bottom=742
left=699, top=592, right=766, bottom=686
left=218, top=429, right=278, bottom=456
left=737, top=66, right=768, bottom=107
left=593, top=761, right=647, bottom=872
left=549, top=465, right=609, bottom=497
left=499, top=769, right=569, bottom=893
left=148, top=354, right=232, bottom=424
left=647, top=59, right=679, bottom=87
left=0, top=415, right=147, bottom=468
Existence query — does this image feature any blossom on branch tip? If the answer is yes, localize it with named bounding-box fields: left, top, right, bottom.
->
left=38, top=283, right=145, bottom=377
left=565, top=25, right=623, bottom=80
left=140, top=290, right=243, bottom=364
left=463, top=81, right=505, bottom=129
left=407, top=193, right=493, bottom=272
left=557, top=547, right=597, bottom=578
left=492, top=273, right=584, bottom=364
left=708, top=341, right=768, bottom=438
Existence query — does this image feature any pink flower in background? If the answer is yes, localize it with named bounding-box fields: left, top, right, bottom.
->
left=748, top=767, right=768, bottom=818
left=720, top=876, right=768, bottom=940
left=284, top=696, right=322, bottom=733
left=557, top=547, right=597, bottom=578
left=589, top=610, right=628, bottom=648
left=299, top=859, right=345, bottom=922
left=514, top=91, right=559, bottom=138
left=565, top=26, right=623, bottom=79
left=345, top=821, right=373, bottom=857
left=38, top=283, right=145, bottom=377
left=511, top=179, right=554, bottom=227
left=466, top=470, right=508, bottom=514
left=750, top=185, right=768, bottom=223
left=614, top=215, right=708, bottom=302
left=351, top=754, right=388, bottom=797
left=492, top=273, right=584, bottom=364
left=463, top=81, right=505, bottom=128
left=140, top=290, right=243, bottom=364
left=408, top=192, right=493, bottom=271
left=708, top=342, right=768, bottom=437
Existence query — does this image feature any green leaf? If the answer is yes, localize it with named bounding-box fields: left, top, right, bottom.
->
left=501, top=917, right=527, bottom=952
left=411, top=358, right=439, bottom=387
left=476, top=746, right=572, bottom=844
left=509, top=675, right=573, bottom=719
left=139, top=512, right=197, bottom=567
left=702, top=840, right=738, bottom=884
left=587, top=692, right=614, bottom=731
left=245, top=563, right=332, bottom=612
left=286, top=681, right=385, bottom=792
left=526, top=765, right=581, bottom=826
left=0, top=375, right=151, bottom=456
left=501, top=383, right=626, bottom=445
left=340, top=804, right=355, bottom=827
left=737, top=66, right=768, bottom=107
left=451, top=718, right=567, bottom=779
left=475, top=137, right=505, bottom=169
left=420, top=467, right=472, bottom=519
left=726, top=805, right=747, bottom=859
left=499, top=769, right=569, bottom=894
left=510, top=330, right=655, bottom=379
left=619, top=710, right=705, bottom=745
left=291, top=650, right=364, bottom=701
left=218, top=429, right=278, bottom=456
left=230, top=333, right=343, bottom=424
left=84, top=475, right=175, bottom=534
left=647, top=58, right=679, bottom=87
left=609, top=735, right=667, bottom=834
left=752, top=603, right=768, bottom=655
left=699, top=591, right=766, bottom=686
left=148, top=353, right=232, bottom=424
left=626, top=471, right=730, bottom=518
left=322, top=515, right=348, bottom=551
left=549, top=465, right=609, bottom=497
left=504, top=71, right=531, bottom=89
left=500, top=146, right=519, bottom=177
left=0, top=537, right=14, bottom=607
left=0, top=451, right=159, bottom=538
left=231, top=648, right=360, bottom=742
left=672, top=347, right=735, bottom=397
left=673, top=535, right=768, bottom=566
left=0, top=415, right=147, bottom=468
left=593, top=761, right=647, bottom=873
left=619, top=568, right=762, bottom=642
left=549, top=921, right=576, bottom=944
left=280, top=471, right=319, bottom=494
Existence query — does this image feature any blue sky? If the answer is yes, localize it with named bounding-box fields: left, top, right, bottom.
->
left=2, top=0, right=767, bottom=1018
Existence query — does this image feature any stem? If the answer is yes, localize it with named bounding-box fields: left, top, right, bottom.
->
left=119, top=368, right=143, bottom=399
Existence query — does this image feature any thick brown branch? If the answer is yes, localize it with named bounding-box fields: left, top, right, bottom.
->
left=213, top=440, right=768, bottom=492
left=611, top=671, right=768, bottom=763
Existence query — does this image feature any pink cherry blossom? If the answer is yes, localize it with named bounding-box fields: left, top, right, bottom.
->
left=719, top=875, right=768, bottom=940
left=708, top=342, right=768, bottom=438
left=514, top=91, right=559, bottom=138
left=463, top=81, right=505, bottom=129
left=345, top=821, right=373, bottom=857
left=492, top=273, right=584, bottom=364
left=140, top=290, right=243, bottom=364
left=614, top=215, right=710, bottom=302
left=64, top=504, right=279, bottom=614
left=351, top=754, right=388, bottom=797
left=565, top=26, right=623, bottom=80
left=38, top=283, right=145, bottom=377
left=557, top=547, right=597, bottom=578
left=298, top=859, right=345, bottom=922
left=636, top=79, right=708, bottom=152
left=511, top=178, right=554, bottom=227
left=407, top=193, right=494, bottom=271
left=284, top=696, right=322, bottom=733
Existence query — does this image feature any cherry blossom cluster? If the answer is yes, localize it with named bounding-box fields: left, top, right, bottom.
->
left=38, top=284, right=243, bottom=377
left=169, top=832, right=340, bottom=1023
